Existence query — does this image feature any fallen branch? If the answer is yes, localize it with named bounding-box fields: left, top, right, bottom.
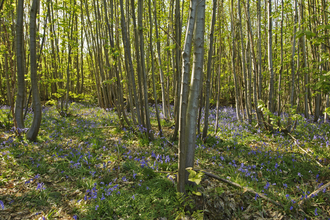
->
left=288, top=133, right=323, bottom=167
left=298, top=181, right=330, bottom=206
left=194, top=169, right=285, bottom=209
left=95, top=126, right=117, bottom=129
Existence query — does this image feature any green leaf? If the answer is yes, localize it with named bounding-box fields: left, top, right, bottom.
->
left=187, top=167, right=204, bottom=185
left=192, top=191, right=202, bottom=196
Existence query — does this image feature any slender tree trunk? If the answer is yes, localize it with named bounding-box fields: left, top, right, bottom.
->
left=177, top=0, right=197, bottom=193
left=268, top=0, right=275, bottom=114
left=299, top=0, right=308, bottom=118
left=215, top=0, right=223, bottom=133
left=149, top=0, right=162, bottom=136
left=154, top=0, right=168, bottom=120
left=185, top=0, right=205, bottom=181
left=138, top=0, right=154, bottom=140
left=80, top=2, right=84, bottom=94
left=290, top=0, right=298, bottom=108
left=26, top=0, right=42, bottom=141
left=257, top=0, right=262, bottom=105
left=202, top=0, right=217, bottom=139
left=244, top=0, right=262, bottom=126
left=172, top=0, right=182, bottom=141
left=238, top=0, right=251, bottom=123
left=120, top=0, right=141, bottom=126
left=278, top=0, right=284, bottom=121
left=130, top=0, right=145, bottom=127
left=231, top=0, right=241, bottom=120
left=15, top=0, right=25, bottom=129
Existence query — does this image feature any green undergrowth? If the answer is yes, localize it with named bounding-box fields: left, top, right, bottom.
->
left=0, top=103, right=329, bottom=219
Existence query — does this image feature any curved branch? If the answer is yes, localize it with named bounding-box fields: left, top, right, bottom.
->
left=298, top=181, right=330, bottom=206
left=194, top=169, right=285, bottom=209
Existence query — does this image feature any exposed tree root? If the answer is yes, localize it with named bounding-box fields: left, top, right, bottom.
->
left=194, top=169, right=285, bottom=209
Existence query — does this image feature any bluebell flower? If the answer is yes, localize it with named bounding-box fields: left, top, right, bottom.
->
left=315, top=208, right=318, bottom=216
left=36, top=182, right=45, bottom=191
left=0, top=200, right=4, bottom=210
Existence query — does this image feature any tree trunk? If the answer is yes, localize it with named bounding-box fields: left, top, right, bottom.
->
left=215, top=0, right=223, bottom=133
left=185, top=0, right=205, bottom=182
left=131, top=0, right=145, bottom=127
left=154, top=0, right=168, bottom=120
left=172, top=0, right=182, bottom=141
left=267, top=0, right=275, bottom=115
left=26, top=0, right=42, bottom=141
left=177, top=0, right=197, bottom=193
left=238, top=0, right=251, bottom=123
left=15, top=0, right=25, bottom=130
left=290, top=0, right=298, bottom=108
left=278, top=0, right=284, bottom=121
left=138, top=0, right=154, bottom=140
left=149, top=0, right=162, bottom=137
left=202, top=0, right=217, bottom=139
left=245, top=0, right=262, bottom=126
left=231, top=0, right=241, bottom=121
left=120, top=0, right=142, bottom=126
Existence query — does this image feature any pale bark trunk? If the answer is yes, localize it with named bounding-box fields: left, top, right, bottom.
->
left=278, top=0, right=284, bottom=120
left=154, top=0, right=168, bottom=120
left=299, top=0, right=308, bottom=118
left=138, top=0, right=154, bottom=140
left=268, top=0, right=275, bottom=114
left=177, top=0, right=197, bottom=193
left=238, top=0, right=251, bottom=123
left=149, top=0, right=162, bottom=136
left=185, top=0, right=205, bottom=178
left=120, top=0, right=142, bottom=125
left=172, top=0, right=182, bottom=141
left=231, top=0, right=241, bottom=120
left=130, top=0, right=145, bottom=127
left=202, top=0, right=217, bottom=139
left=257, top=0, right=262, bottom=104
left=215, top=0, right=223, bottom=133
left=244, top=0, right=262, bottom=126
left=290, top=0, right=298, bottom=108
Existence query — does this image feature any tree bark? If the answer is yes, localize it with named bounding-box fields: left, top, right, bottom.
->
left=138, top=0, right=154, bottom=140
left=267, top=0, right=275, bottom=114
left=202, top=0, right=217, bottom=139
left=149, top=0, right=162, bottom=137
left=26, top=0, right=42, bottom=141
left=15, top=0, right=25, bottom=130
left=185, top=0, right=205, bottom=180
left=231, top=0, right=241, bottom=121
left=172, top=0, right=182, bottom=141
left=120, top=0, right=142, bottom=126
left=177, top=0, right=197, bottom=193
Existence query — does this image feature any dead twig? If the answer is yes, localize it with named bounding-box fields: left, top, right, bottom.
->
left=194, top=169, right=285, bottom=209
left=288, top=133, right=323, bottom=167
left=298, top=181, right=330, bottom=206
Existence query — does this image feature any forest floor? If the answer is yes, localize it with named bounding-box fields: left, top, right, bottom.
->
left=0, top=103, right=330, bottom=219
